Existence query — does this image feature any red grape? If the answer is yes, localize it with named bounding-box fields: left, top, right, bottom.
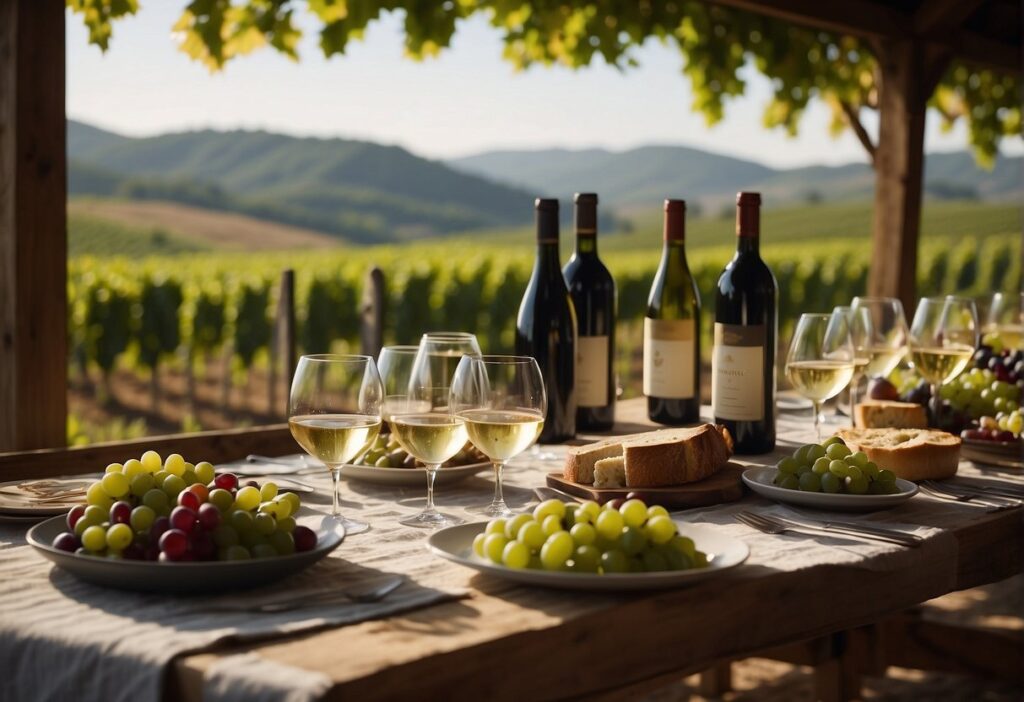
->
left=197, top=503, right=221, bottom=530
left=52, top=532, right=80, bottom=552
left=187, top=483, right=209, bottom=503
left=122, top=544, right=144, bottom=560
left=159, top=528, right=189, bottom=560
left=66, top=505, right=86, bottom=531
left=606, top=498, right=625, bottom=509
left=150, top=516, right=170, bottom=540
left=293, top=526, right=317, bottom=552
left=109, top=500, right=132, bottom=525
left=214, top=473, right=238, bottom=490
left=190, top=531, right=216, bottom=561
left=169, top=506, right=197, bottom=534
left=244, top=480, right=259, bottom=490
left=177, top=490, right=201, bottom=511
left=144, top=545, right=160, bottom=561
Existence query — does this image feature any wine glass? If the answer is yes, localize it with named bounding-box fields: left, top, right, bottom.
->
left=391, top=332, right=481, bottom=528
left=785, top=313, right=856, bottom=441
left=288, top=354, right=383, bottom=535
left=909, top=296, right=979, bottom=426
left=985, top=292, right=1024, bottom=351
left=833, top=305, right=872, bottom=411
left=850, top=296, right=909, bottom=381
left=378, top=345, right=422, bottom=418
left=451, top=355, right=546, bottom=518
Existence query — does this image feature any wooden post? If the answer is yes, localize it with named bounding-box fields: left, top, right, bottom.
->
left=360, top=266, right=385, bottom=358
left=269, top=269, right=295, bottom=418
left=0, top=0, right=67, bottom=450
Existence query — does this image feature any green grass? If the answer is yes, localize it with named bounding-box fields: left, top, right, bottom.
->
left=69, top=212, right=209, bottom=257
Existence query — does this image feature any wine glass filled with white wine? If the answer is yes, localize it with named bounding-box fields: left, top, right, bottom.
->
left=288, top=354, right=383, bottom=535
left=451, top=355, right=546, bottom=518
left=785, top=313, right=856, bottom=440
left=850, top=296, right=909, bottom=382
left=909, top=296, right=979, bottom=426
left=833, top=305, right=872, bottom=410
left=984, top=292, right=1024, bottom=351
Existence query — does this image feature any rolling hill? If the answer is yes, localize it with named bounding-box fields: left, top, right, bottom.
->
left=68, top=120, right=534, bottom=243
left=449, top=146, right=1023, bottom=209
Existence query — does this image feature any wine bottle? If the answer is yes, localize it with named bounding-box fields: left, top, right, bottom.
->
left=644, top=199, right=701, bottom=425
left=516, top=198, right=577, bottom=442
left=712, top=192, right=777, bottom=453
left=563, top=193, right=616, bottom=431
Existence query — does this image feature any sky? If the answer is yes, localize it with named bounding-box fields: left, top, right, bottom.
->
left=66, top=5, right=1023, bottom=169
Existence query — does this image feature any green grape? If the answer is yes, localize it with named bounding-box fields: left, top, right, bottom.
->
left=794, top=444, right=816, bottom=465
left=224, top=545, right=251, bottom=561
left=123, top=460, right=145, bottom=479
left=504, top=514, right=533, bottom=540
left=81, top=525, right=106, bottom=551
left=129, top=473, right=154, bottom=498
left=142, top=488, right=169, bottom=513
left=641, top=550, right=668, bottom=572
left=848, top=451, right=869, bottom=468
left=868, top=481, right=888, bottom=495
left=532, top=499, right=565, bottom=522
left=240, top=531, right=269, bottom=549
left=692, top=551, right=709, bottom=568
left=129, top=505, right=155, bottom=532
left=105, top=462, right=124, bottom=474
left=194, top=461, right=215, bottom=484
left=562, top=504, right=579, bottom=527
left=1008, top=413, right=1023, bottom=434
left=269, top=530, right=295, bottom=555
left=798, top=472, right=822, bottom=492
left=846, top=475, right=869, bottom=495
left=74, top=519, right=91, bottom=537
left=571, top=545, right=600, bottom=572
left=235, top=486, right=261, bottom=511
left=540, top=532, right=573, bottom=570
left=820, top=472, right=842, bottom=493
left=483, top=534, right=508, bottom=564
left=162, top=453, right=185, bottom=476
left=828, top=460, right=850, bottom=478
left=260, top=482, right=278, bottom=501
left=594, top=509, right=624, bottom=540
left=152, top=470, right=169, bottom=488
left=258, top=501, right=283, bottom=518
left=229, top=509, right=255, bottom=533
left=162, top=474, right=186, bottom=498
left=620, top=526, right=647, bottom=556
left=208, top=488, right=233, bottom=512
left=277, top=516, right=296, bottom=533
left=569, top=522, right=596, bottom=547
left=253, top=513, right=276, bottom=536
left=271, top=496, right=293, bottom=519
left=214, top=524, right=240, bottom=547
left=812, top=457, right=831, bottom=475
left=806, top=444, right=826, bottom=461
left=643, top=515, right=676, bottom=544
left=141, top=450, right=163, bottom=473
left=502, top=540, right=530, bottom=569
left=845, top=465, right=863, bottom=481
left=252, top=544, right=278, bottom=559
left=106, top=523, right=133, bottom=551
left=576, top=500, right=600, bottom=522
left=825, top=443, right=851, bottom=460
left=669, top=535, right=696, bottom=560
left=181, top=470, right=199, bottom=486
left=518, top=520, right=547, bottom=550
left=279, top=492, right=301, bottom=516
left=822, top=436, right=845, bottom=448
left=778, top=474, right=800, bottom=490
left=83, top=504, right=106, bottom=525
left=619, top=499, right=647, bottom=528
left=472, top=533, right=487, bottom=557
left=101, top=472, right=129, bottom=499
left=647, top=505, right=669, bottom=520
left=485, top=518, right=506, bottom=536
left=541, top=514, right=563, bottom=536
left=795, top=463, right=814, bottom=476
left=664, top=547, right=691, bottom=571
left=861, top=461, right=880, bottom=478
left=877, top=469, right=896, bottom=483
left=600, top=549, right=629, bottom=573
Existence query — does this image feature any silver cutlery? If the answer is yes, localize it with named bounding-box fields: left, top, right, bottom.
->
left=217, top=575, right=405, bottom=614
left=924, top=480, right=1024, bottom=502
left=533, top=486, right=581, bottom=504
left=736, top=510, right=922, bottom=548
left=919, top=481, right=1019, bottom=509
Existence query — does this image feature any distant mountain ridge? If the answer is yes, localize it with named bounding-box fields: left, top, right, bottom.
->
left=448, top=145, right=1022, bottom=209
left=68, top=120, right=534, bottom=243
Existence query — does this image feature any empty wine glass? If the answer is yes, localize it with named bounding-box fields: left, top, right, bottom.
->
left=451, top=355, right=546, bottom=518
left=378, top=345, right=422, bottom=419
left=785, top=313, right=856, bottom=440
left=909, top=296, right=979, bottom=426
left=985, top=292, right=1024, bottom=351
left=850, top=296, right=909, bottom=381
left=833, top=305, right=872, bottom=411
left=288, top=354, right=383, bottom=535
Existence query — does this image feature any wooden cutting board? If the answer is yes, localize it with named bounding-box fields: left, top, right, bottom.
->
left=545, top=462, right=747, bottom=509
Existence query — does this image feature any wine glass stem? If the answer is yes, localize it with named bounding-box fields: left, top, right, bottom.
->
left=330, top=466, right=342, bottom=518
left=850, top=375, right=859, bottom=411
left=812, top=401, right=823, bottom=442
left=423, top=465, right=439, bottom=515
left=932, top=383, right=941, bottom=426
left=491, top=461, right=506, bottom=509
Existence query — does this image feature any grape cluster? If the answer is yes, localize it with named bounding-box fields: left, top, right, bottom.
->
left=356, top=431, right=486, bottom=469
left=50, top=451, right=317, bottom=562
left=773, top=438, right=899, bottom=495
left=471, top=499, right=709, bottom=574
left=942, top=347, right=1023, bottom=442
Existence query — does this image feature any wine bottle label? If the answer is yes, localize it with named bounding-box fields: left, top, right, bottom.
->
left=576, top=335, right=609, bottom=407
left=643, top=318, right=695, bottom=399
left=712, top=323, right=765, bottom=421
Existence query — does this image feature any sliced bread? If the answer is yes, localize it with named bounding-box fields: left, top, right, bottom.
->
left=593, top=457, right=626, bottom=488
left=854, top=400, right=928, bottom=429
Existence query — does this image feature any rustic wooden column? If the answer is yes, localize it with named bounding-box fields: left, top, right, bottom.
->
left=0, top=0, right=68, bottom=450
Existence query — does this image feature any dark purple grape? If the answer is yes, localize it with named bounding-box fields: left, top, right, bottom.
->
left=293, top=526, right=317, bottom=552
left=197, top=503, right=220, bottom=531
left=995, top=430, right=1015, bottom=442
left=109, top=500, right=132, bottom=525
left=214, top=473, right=238, bottom=491
left=150, top=516, right=170, bottom=540
left=122, top=544, right=145, bottom=560
left=66, top=505, right=86, bottom=531
left=159, top=529, right=189, bottom=560
left=170, top=506, right=197, bottom=534
left=974, top=347, right=992, bottom=369
left=190, top=531, right=216, bottom=561
left=52, top=532, right=80, bottom=552
left=988, top=356, right=1001, bottom=372
left=244, top=480, right=260, bottom=490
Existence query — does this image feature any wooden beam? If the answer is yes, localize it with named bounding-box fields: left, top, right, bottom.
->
left=914, top=0, right=986, bottom=35
left=0, top=0, right=67, bottom=451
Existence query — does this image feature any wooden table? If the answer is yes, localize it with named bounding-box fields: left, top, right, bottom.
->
left=172, top=399, right=1023, bottom=701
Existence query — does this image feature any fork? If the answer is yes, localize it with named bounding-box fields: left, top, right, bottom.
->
left=216, top=575, right=406, bottom=614
left=919, top=481, right=1020, bottom=510
left=736, top=511, right=922, bottom=548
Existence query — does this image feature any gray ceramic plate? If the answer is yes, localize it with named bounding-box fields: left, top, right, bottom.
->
left=742, top=467, right=918, bottom=511
left=27, top=514, right=345, bottom=593
left=340, top=461, right=489, bottom=487
left=427, top=521, right=748, bottom=591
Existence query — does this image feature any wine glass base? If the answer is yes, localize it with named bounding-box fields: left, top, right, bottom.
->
left=468, top=502, right=515, bottom=519
left=399, top=511, right=464, bottom=529
left=335, top=516, right=371, bottom=535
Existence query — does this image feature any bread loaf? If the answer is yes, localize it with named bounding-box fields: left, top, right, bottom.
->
left=854, top=400, right=928, bottom=429
left=563, top=424, right=733, bottom=488
left=836, top=427, right=961, bottom=481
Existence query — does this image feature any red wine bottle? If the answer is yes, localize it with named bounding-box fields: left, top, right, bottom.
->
left=516, top=198, right=577, bottom=442
left=644, top=199, right=701, bottom=425
left=563, top=193, right=616, bottom=431
left=712, top=192, right=777, bottom=453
